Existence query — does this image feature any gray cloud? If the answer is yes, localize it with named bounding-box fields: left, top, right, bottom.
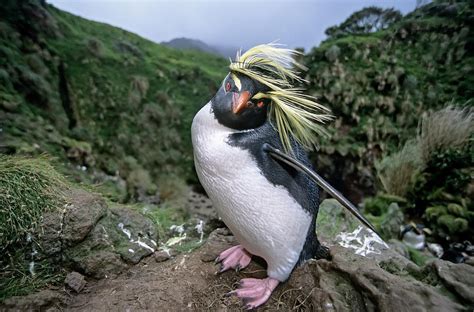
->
left=47, top=0, right=416, bottom=51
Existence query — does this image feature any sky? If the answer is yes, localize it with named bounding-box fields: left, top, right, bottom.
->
left=47, top=0, right=417, bottom=51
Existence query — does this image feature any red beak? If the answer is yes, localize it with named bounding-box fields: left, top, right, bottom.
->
left=232, top=91, right=251, bottom=115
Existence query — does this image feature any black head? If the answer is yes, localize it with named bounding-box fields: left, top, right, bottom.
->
left=211, top=73, right=271, bottom=130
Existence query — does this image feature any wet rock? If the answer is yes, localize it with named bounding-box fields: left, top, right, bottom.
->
left=65, top=272, right=86, bottom=293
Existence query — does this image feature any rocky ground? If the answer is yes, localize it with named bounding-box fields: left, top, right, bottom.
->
left=1, top=198, right=473, bottom=312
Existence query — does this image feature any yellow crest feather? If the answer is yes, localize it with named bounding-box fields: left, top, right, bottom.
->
left=229, top=43, right=332, bottom=153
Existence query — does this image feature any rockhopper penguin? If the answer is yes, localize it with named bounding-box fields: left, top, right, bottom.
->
left=191, top=44, right=377, bottom=309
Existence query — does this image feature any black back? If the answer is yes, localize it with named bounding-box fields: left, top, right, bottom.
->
left=228, top=121, right=327, bottom=264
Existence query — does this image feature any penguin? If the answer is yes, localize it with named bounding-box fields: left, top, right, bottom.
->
left=191, top=44, right=377, bottom=309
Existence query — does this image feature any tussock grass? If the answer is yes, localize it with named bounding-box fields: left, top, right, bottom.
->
left=419, top=105, right=473, bottom=163
left=376, top=140, right=422, bottom=197
left=0, top=155, right=67, bottom=251
left=0, top=251, right=64, bottom=301
left=377, top=105, right=473, bottom=197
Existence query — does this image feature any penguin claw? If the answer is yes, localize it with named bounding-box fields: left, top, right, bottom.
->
left=232, top=277, right=279, bottom=309
left=215, top=245, right=252, bottom=273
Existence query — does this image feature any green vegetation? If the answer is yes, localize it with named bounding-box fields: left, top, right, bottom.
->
left=304, top=0, right=474, bottom=199
left=0, top=251, right=64, bottom=301
left=0, top=155, right=67, bottom=250
left=366, top=106, right=473, bottom=243
left=0, top=0, right=227, bottom=205
left=0, top=155, right=67, bottom=301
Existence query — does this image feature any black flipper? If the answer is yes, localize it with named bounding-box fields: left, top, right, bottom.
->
left=263, top=143, right=381, bottom=237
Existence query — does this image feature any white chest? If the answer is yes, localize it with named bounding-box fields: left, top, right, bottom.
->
left=191, top=103, right=312, bottom=281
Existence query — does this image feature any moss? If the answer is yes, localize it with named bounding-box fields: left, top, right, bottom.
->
left=135, top=203, right=188, bottom=240
left=407, top=247, right=433, bottom=267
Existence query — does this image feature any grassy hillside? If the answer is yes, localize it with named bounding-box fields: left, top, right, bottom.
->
left=304, top=1, right=473, bottom=202
left=0, top=0, right=227, bottom=203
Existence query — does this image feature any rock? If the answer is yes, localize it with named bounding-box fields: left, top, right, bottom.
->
left=62, top=188, right=107, bottom=244
left=199, top=227, right=235, bottom=262
left=316, top=199, right=359, bottom=242
left=465, top=257, right=474, bottom=266
left=66, top=204, right=158, bottom=276
left=433, top=260, right=474, bottom=304
left=186, top=190, right=217, bottom=220
left=285, top=246, right=463, bottom=311
left=76, top=251, right=127, bottom=279
left=193, top=229, right=465, bottom=311
left=388, top=238, right=410, bottom=259
left=112, top=206, right=158, bottom=264
left=154, top=249, right=177, bottom=262
left=1, top=289, right=67, bottom=311
left=36, top=188, right=107, bottom=258
left=380, top=202, right=404, bottom=238
left=37, top=211, right=63, bottom=257
left=65, top=272, right=86, bottom=293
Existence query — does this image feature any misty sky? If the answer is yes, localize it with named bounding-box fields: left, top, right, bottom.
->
left=47, top=0, right=417, bottom=51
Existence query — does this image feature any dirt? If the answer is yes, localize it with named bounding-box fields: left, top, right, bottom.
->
left=3, top=225, right=471, bottom=312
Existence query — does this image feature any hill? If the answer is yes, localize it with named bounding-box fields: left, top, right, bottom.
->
left=162, top=37, right=220, bottom=55
left=0, top=0, right=228, bottom=203
left=303, top=2, right=473, bottom=202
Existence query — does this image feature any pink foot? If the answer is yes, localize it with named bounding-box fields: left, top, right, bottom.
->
left=216, top=245, right=252, bottom=273
left=229, top=277, right=279, bottom=309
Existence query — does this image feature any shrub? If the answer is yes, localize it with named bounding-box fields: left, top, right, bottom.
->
left=85, top=37, right=104, bottom=57
left=128, top=76, right=149, bottom=107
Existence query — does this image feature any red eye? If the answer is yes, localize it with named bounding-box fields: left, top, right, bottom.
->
left=225, top=82, right=231, bottom=92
